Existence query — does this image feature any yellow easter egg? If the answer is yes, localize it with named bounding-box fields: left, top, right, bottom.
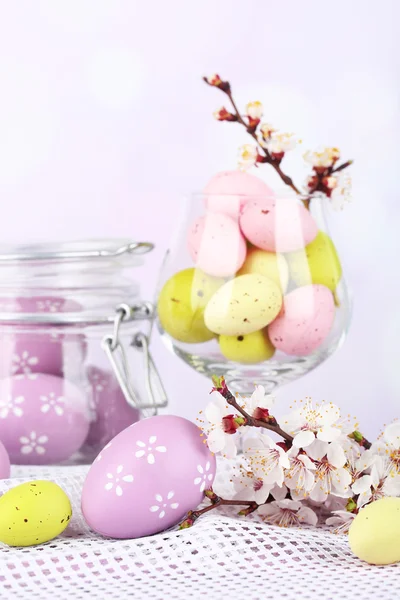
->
left=204, top=274, right=282, bottom=336
left=157, top=268, right=224, bottom=343
left=0, top=480, right=72, bottom=547
left=219, top=329, right=275, bottom=364
left=237, top=248, right=289, bottom=292
left=287, top=231, right=342, bottom=292
left=349, top=497, right=400, bottom=565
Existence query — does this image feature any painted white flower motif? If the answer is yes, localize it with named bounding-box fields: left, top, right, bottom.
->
left=284, top=446, right=316, bottom=497
left=14, top=373, right=38, bottom=381
left=104, top=465, right=134, bottom=496
left=204, top=392, right=238, bottom=458
left=194, top=461, right=214, bottom=493
left=12, top=351, right=39, bottom=374
left=246, top=101, right=263, bottom=120
left=233, top=471, right=287, bottom=505
left=149, top=491, right=179, bottom=519
left=307, top=440, right=352, bottom=503
left=135, top=436, right=166, bottom=465
left=353, top=455, right=400, bottom=508
left=40, top=392, right=65, bottom=416
left=20, top=431, right=48, bottom=455
left=244, top=435, right=290, bottom=487
left=96, top=442, right=112, bottom=462
left=371, top=421, right=400, bottom=474
left=36, top=299, right=63, bottom=313
left=326, top=510, right=356, bottom=534
left=282, top=399, right=344, bottom=448
left=0, top=395, right=25, bottom=419
left=238, top=144, right=258, bottom=171
left=258, top=499, right=318, bottom=528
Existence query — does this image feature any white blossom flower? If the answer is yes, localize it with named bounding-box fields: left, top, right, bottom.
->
left=150, top=491, right=179, bottom=519
left=265, top=132, right=298, bottom=155
left=204, top=392, right=238, bottom=458
left=330, top=173, right=352, bottom=211
left=0, top=395, right=24, bottom=419
left=284, top=447, right=316, bottom=497
left=347, top=449, right=376, bottom=495
left=353, top=455, right=400, bottom=508
left=241, top=385, right=275, bottom=418
left=233, top=470, right=287, bottom=505
left=282, top=399, right=343, bottom=448
left=259, top=122, right=277, bottom=139
left=12, top=351, right=39, bottom=374
left=238, top=144, right=258, bottom=171
left=371, top=421, right=400, bottom=474
left=194, top=461, right=214, bottom=493
left=246, top=101, right=263, bottom=120
left=40, top=392, right=65, bottom=416
left=205, top=74, right=222, bottom=86
left=20, top=432, right=48, bottom=455
left=307, top=440, right=352, bottom=503
left=304, top=147, right=340, bottom=168
left=326, top=510, right=355, bottom=534
left=258, top=499, right=318, bottom=527
left=244, top=435, right=290, bottom=487
left=135, top=436, right=167, bottom=465
left=104, top=465, right=134, bottom=496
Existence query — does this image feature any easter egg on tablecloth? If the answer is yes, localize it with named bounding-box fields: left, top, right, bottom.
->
left=0, top=373, right=90, bottom=465
left=203, top=170, right=275, bottom=220
left=187, top=213, right=246, bottom=277
left=204, top=274, right=282, bottom=336
left=268, top=284, right=335, bottom=356
left=81, top=415, right=216, bottom=539
left=82, top=366, right=140, bottom=456
left=240, top=198, right=318, bottom=253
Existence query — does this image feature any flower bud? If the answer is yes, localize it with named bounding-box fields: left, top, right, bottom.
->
left=246, top=101, right=263, bottom=120
left=179, top=517, right=194, bottom=529
left=203, top=74, right=230, bottom=93
left=222, top=414, right=246, bottom=433
left=213, top=107, right=238, bottom=122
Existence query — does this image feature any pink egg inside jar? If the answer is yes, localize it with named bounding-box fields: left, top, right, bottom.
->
left=0, top=239, right=162, bottom=465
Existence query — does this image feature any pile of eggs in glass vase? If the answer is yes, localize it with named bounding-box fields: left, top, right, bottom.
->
left=157, top=170, right=343, bottom=365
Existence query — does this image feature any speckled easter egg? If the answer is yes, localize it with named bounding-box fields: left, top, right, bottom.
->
left=204, top=274, right=282, bottom=336
left=237, top=247, right=289, bottom=292
left=268, top=284, right=335, bottom=356
left=187, top=213, right=246, bottom=277
left=218, top=329, right=275, bottom=364
left=0, top=373, right=90, bottom=465
left=240, top=198, right=318, bottom=252
left=82, top=366, right=140, bottom=457
left=0, top=441, right=10, bottom=479
left=204, top=170, right=275, bottom=220
left=81, top=415, right=216, bottom=539
left=0, top=296, right=86, bottom=379
left=349, top=497, right=400, bottom=565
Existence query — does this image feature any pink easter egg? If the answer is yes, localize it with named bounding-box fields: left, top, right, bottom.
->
left=0, top=441, right=11, bottom=479
left=268, top=284, right=335, bottom=356
left=187, top=213, right=246, bottom=277
left=0, top=373, right=90, bottom=465
left=240, top=198, right=318, bottom=252
left=81, top=415, right=216, bottom=539
left=204, top=170, right=275, bottom=220
left=82, top=366, right=140, bottom=456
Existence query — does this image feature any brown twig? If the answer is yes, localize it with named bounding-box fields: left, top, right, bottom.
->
left=212, top=376, right=293, bottom=444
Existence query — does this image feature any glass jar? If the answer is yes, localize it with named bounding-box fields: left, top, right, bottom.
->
left=156, top=191, right=351, bottom=394
left=0, top=239, right=167, bottom=466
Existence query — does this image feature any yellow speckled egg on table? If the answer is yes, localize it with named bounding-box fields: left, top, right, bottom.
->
left=204, top=274, right=282, bottom=336
left=219, top=329, right=275, bottom=363
left=237, top=247, right=289, bottom=293
left=348, top=497, right=400, bottom=565
left=0, top=480, right=72, bottom=547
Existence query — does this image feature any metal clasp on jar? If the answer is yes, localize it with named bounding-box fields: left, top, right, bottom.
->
left=102, top=303, right=168, bottom=417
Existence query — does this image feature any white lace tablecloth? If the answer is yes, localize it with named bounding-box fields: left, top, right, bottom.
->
left=0, top=460, right=398, bottom=600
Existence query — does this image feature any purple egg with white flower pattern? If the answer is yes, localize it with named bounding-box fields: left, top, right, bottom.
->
left=81, top=415, right=216, bottom=539
left=0, top=373, right=90, bottom=465
left=82, top=366, right=140, bottom=456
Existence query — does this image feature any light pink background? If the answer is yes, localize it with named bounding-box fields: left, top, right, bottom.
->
left=0, top=0, right=399, bottom=438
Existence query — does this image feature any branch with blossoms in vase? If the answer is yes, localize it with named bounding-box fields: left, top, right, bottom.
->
left=179, top=377, right=400, bottom=533
left=204, top=74, right=353, bottom=211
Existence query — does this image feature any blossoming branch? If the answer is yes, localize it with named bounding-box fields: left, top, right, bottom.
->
left=204, top=74, right=353, bottom=211
left=180, top=377, right=400, bottom=533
